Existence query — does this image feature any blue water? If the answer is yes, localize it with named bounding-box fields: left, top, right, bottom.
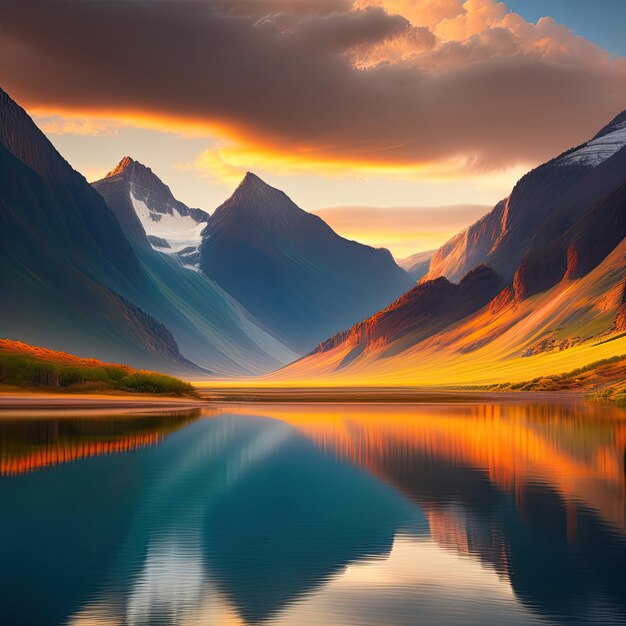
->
left=0, top=400, right=625, bottom=625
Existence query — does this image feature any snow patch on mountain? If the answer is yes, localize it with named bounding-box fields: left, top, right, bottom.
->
left=558, top=121, right=626, bottom=167
left=130, top=192, right=208, bottom=269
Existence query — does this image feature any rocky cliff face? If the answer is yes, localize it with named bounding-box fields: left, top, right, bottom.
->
left=513, top=175, right=626, bottom=300
left=425, top=160, right=593, bottom=285
left=424, top=111, right=626, bottom=287
left=425, top=200, right=507, bottom=283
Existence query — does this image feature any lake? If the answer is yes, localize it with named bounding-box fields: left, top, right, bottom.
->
left=1, top=398, right=625, bottom=625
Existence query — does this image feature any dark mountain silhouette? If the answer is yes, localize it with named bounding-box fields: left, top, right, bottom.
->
left=426, top=110, right=626, bottom=285
left=93, top=159, right=296, bottom=374
left=0, top=88, right=193, bottom=370
left=200, top=172, right=413, bottom=352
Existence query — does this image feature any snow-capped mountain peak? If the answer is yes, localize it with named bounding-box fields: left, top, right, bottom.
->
left=104, top=157, right=210, bottom=270
left=558, top=111, right=626, bottom=168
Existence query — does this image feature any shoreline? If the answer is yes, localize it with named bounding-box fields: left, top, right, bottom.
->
left=0, top=392, right=208, bottom=411
left=199, top=387, right=586, bottom=404
left=2, top=386, right=618, bottom=411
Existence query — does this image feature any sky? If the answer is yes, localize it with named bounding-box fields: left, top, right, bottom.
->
left=1, top=0, right=624, bottom=256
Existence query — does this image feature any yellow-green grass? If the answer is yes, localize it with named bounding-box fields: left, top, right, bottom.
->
left=0, top=339, right=198, bottom=398
left=469, top=355, right=626, bottom=395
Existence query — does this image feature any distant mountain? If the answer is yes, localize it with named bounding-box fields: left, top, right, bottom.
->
left=0, top=88, right=195, bottom=371
left=397, top=250, right=434, bottom=281
left=425, top=111, right=626, bottom=285
left=200, top=173, right=413, bottom=352
left=309, top=265, right=500, bottom=365
left=93, top=159, right=297, bottom=374
left=425, top=201, right=507, bottom=284
left=97, top=157, right=210, bottom=269
left=0, top=87, right=294, bottom=374
left=275, top=111, right=626, bottom=385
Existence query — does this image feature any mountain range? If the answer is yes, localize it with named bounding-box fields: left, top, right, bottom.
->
left=3, top=82, right=626, bottom=386
left=0, top=87, right=411, bottom=375
left=276, top=110, right=626, bottom=386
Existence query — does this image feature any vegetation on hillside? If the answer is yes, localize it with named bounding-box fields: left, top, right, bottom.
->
left=0, top=339, right=198, bottom=398
left=475, top=355, right=626, bottom=403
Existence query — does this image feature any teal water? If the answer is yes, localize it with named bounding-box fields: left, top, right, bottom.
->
left=0, top=400, right=625, bottom=625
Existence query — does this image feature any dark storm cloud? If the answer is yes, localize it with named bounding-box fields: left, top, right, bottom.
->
left=279, top=8, right=411, bottom=52
left=0, top=0, right=625, bottom=169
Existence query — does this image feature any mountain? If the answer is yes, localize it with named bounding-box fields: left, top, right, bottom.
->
left=0, top=87, right=293, bottom=374
left=0, top=88, right=196, bottom=371
left=397, top=249, right=434, bottom=281
left=425, top=201, right=507, bottom=283
left=97, top=156, right=210, bottom=269
left=424, top=111, right=626, bottom=284
left=93, top=159, right=297, bottom=374
left=513, top=180, right=626, bottom=301
left=309, top=265, right=501, bottom=366
left=275, top=111, right=626, bottom=385
left=200, top=173, right=413, bottom=352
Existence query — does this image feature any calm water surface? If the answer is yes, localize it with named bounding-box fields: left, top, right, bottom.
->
left=1, top=399, right=625, bottom=626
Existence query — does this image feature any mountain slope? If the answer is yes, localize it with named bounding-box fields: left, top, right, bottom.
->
left=397, top=250, right=434, bottom=281
left=93, top=159, right=297, bottom=375
left=274, top=111, right=626, bottom=385
left=514, top=180, right=626, bottom=300
left=274, top=237, right=626, bottom=386
left=308, top=265, right=501, bottom=368
left=200, top=173, right=413, bottom=352
left=425, top=111, right=626, bottom=284
left=0, top=88, right=196, bottom=372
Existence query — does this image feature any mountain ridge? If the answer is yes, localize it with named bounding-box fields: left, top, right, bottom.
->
left=93, top=159, right=299, bottom=374
left=0, top=129, right=193, bottom=371
left=200, top=171, right=414, bottom=352
left=423, top=113, right=626, bottom=286
left=274, top=110, right=626, bottom=385
left=104, top=156, right=211, bottom=225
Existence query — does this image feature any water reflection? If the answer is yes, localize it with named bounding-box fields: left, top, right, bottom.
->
left=0, top=410, right=201, bottom=475
left=0, top=400, right=625, bottom=625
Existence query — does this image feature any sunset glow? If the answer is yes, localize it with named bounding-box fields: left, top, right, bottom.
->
left=2, top=2, right=626, bottom=625
left=3, top=0, right=624, bottom=246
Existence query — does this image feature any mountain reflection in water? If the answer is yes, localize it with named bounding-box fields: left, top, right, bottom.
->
left=0, top=399, right=624, bottom=626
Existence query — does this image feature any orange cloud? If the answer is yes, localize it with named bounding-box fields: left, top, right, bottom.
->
left=354, top=0, right=465, bottom=30
left=1, top=0, right=624, bottom=178
left=33, top=114, right=121, bottom=137
left=181, top=138, right=530, bottom=191
left=352, top=0, right=615, bottom=70
left=180, top=141, right=495, bottom=185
